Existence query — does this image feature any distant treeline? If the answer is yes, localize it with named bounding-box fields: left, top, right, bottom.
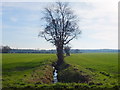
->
left=0, top=46, right=119, bottom=53
left=9, top=49, right=57, bottom=53
left=1, top=49, right=119, bottom=53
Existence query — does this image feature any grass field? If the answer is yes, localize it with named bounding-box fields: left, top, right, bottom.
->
left=65, top=53, right=118, bottom=74
left=58, top=53, right=119, bottom=87
left=2, top=53, right=119, bottom=89
left=2, top=54, right=56, bottom=88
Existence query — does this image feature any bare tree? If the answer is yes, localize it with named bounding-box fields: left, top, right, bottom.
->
left=39, top=2, right=81, bottom=65
left=64, top=46, right=71, bottom=56
left=2, top=46, right=11, bottom=53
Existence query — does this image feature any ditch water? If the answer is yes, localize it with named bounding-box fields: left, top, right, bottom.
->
left=53, top=67, right=58, bottom=83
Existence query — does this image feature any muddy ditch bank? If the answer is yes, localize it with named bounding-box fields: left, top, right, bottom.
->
left=24, top=65, right=54, bottom=84
left=25, top=62, right=59, bottom=84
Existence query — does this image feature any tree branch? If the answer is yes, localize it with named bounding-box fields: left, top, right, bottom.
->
left=64, top=35, right=76, bottom=45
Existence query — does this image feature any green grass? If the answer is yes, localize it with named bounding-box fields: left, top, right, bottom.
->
left=61, top=53, right=119, bottom=86
left=3, top=54, right=56, bottom=70
left=2, top=53, right=119, bottom=89
left=2, top=53, right=57, bottom=88
left=65, top=53, right=118, bottom=74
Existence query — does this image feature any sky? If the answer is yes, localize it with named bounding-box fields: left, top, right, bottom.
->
left=1, top=0, right=119, bottom=49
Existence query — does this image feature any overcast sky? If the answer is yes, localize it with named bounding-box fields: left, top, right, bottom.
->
left=1, top=0, right=119, bottom=49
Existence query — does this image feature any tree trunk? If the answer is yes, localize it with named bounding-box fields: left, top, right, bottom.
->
left=56, top=45, right=64, bottom=66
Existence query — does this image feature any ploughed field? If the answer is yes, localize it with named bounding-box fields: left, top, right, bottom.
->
left=2, top=53, right=119, bottom=89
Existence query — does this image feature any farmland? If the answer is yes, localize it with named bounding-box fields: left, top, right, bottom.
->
left=58, top=53, right=118, bottom=85
left=2, top=53, right=119, bottom=89
left=2, top=54, right=57, bottom=88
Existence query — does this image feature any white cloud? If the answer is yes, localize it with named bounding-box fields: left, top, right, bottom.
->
left=72, top=1, right=118, bottom=40
left=10, top=17, right=18, bottom=22
left=89, top=30, right=118, bottom=41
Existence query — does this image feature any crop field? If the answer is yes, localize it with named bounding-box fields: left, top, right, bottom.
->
left=2, top=53, right=119, bottom=89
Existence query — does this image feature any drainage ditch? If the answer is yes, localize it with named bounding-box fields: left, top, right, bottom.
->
left=53, top=66, right=58, bottom=83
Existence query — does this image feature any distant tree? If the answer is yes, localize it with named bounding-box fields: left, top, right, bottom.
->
left=2, top=46, right=11, bottom=53
left=39, top=2, right=81, bottom=65
left=0, top=46, right=2, bottom=53
left=64, top=46, right=71, bottom=56
left=75, top=49, right=79, bottom=53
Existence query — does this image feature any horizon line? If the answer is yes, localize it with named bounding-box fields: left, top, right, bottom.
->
left=10, top=48, right=119, bottom=50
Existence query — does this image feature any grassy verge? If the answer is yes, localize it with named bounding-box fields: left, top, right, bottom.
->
left=2, top=83, right=119, bottom=90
